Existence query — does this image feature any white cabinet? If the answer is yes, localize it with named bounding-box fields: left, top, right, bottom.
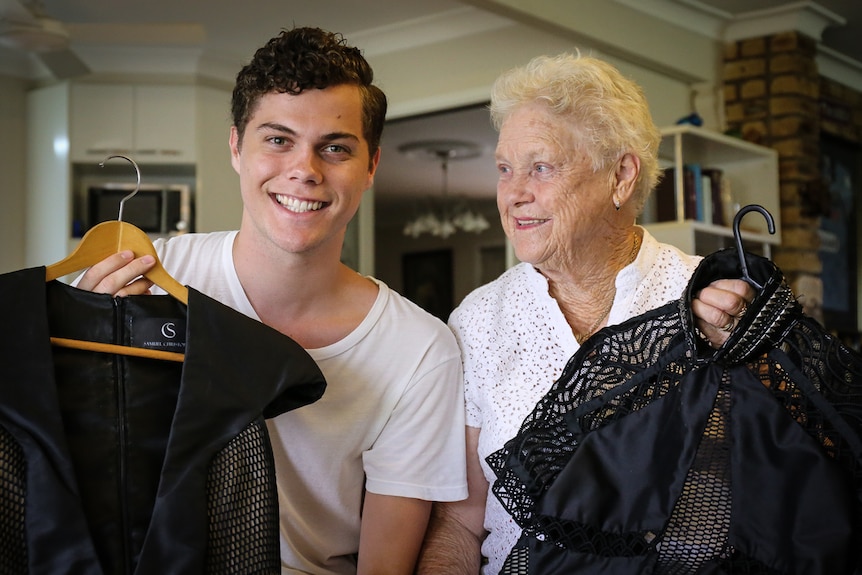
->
left=133, top=85, right=196, bottom=162
left=641, top=125, right=781, bottom=257
left=70, top=84, right=196, bottom=164
left=69, top=84, right=133, bottom=161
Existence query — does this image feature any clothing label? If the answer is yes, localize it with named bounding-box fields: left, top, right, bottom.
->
left=131, top=317, right=187, bottom=351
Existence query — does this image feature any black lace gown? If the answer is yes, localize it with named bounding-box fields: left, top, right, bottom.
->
left=489, top=247, right=862, bottom=575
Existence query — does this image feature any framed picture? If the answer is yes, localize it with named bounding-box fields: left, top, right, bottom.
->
left=819, top=134, right=861, bottom=333
left=403, top=249, right=454, bottom=321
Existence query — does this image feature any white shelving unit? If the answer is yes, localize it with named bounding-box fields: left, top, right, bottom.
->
left=642, top=125, right=781, bottom=258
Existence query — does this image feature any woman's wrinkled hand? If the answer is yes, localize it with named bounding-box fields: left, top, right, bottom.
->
left=692, top=279, right=755, bottom=348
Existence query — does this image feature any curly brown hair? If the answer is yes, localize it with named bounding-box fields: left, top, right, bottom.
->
left=231, top=27, right=387, bottom=162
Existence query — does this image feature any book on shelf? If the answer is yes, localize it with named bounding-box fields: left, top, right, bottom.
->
left=701, top=171, right=713, bottom=225
left=683, top=164, right=728, bottom=225
left=647, top=165, right=727, bottom=226
left=683, top=164, right=699, bottom=221
left=701, top=168, right=725, bottom=226
left=653, top=167, right=677, bottom=222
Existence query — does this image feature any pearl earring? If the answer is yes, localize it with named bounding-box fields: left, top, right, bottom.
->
left=614, top=199, right=621, bottom=211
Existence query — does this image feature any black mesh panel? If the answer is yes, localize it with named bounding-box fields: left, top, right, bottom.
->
left=654, top=370, right=733, bottom=572
left=206, top=420, right=280, bottom=574
left=0, top=426, right=26, bottom=574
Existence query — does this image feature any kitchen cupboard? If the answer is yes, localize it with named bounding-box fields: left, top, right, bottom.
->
left=70, top=84, right=196, bottom=164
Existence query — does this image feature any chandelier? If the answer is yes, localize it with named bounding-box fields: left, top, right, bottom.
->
left=399, top=139, right=491, bottom=239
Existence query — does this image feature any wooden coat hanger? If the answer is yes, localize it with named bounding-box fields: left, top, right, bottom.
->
left=46, top=155, right=188, bottom=362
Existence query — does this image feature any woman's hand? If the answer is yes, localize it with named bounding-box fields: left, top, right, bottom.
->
left=75, top=250, right=157, bottom=297
left=692, top=279, right=755, bottom=348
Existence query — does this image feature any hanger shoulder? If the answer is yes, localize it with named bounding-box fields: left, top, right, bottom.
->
left=45, top=222, right=125, bottom=281
left=116, top=223, right=189, bottom=304
left=147, top=267, right=189, bottom=304
left=45, top=221, right=188, bottom=305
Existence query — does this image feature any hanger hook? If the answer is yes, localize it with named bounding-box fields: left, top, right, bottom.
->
left=99, top=154, right=141, bottom=223
left=732, top=204, right=775, bottom=290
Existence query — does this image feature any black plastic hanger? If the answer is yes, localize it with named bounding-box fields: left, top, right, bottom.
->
left=732, top=204, right=776, bottom=290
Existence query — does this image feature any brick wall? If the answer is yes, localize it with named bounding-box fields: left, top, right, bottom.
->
left=723, top=31, right=827, bottom=322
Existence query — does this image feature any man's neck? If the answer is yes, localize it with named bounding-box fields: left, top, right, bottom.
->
left=231, top=231, right=377, bottom=349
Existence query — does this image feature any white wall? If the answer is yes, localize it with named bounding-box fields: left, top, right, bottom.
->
left=370, top=4, right=719, bottom=129
left=194, top=84, right=241, bottom=232
left=0, top=75, right=28, bottom=273
left=25, top=83, right=72, bottom=268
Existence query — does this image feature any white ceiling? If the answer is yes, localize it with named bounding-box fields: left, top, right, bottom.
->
left=41, top=0, right=466, bottom=71
left=1, top=0, right=859, bottom=213
left=9, top=0, right=857, bottom=68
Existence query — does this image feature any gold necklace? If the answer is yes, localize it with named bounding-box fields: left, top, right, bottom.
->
left=574, top=297, right=614, bottom=344
left=573, top=232, right=641, bottom=344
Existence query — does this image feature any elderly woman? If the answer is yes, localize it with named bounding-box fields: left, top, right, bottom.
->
left=417, top=53, right=753, bottom=574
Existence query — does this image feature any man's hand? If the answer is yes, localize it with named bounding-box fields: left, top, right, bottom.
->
left=75, top=250, right=157, bottom=297
left=692, top=279, right=755, bottom=348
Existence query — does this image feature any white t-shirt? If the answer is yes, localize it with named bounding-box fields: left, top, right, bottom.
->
left=150, top=231, right=468, bottom=574
left=448, top=228, right=700, bottom=575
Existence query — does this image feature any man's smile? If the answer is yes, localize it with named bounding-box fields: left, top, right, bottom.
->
left=275, top=194, right=326, bottom=212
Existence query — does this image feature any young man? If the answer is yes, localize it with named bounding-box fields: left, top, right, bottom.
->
left=76, top=27, right=467, bottom=574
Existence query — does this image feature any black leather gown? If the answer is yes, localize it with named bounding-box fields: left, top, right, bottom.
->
left=0, top=266, right=327, bottom=575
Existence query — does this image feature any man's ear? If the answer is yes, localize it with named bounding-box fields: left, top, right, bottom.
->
left=369, top=147, right=381, bottom=176
left=612, top=152, right=640, bottom=207
left=365, top=147, right=381, bottom=189
left=229, top=126, right=241, bottom=173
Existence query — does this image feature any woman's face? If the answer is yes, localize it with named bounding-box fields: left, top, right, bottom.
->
left=495, top=102, right=612, bottom=271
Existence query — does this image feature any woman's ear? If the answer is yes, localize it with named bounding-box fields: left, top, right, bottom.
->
left=612, top=153, right=640, bottom=208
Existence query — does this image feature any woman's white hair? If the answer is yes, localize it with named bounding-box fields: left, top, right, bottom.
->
left=490, top=52, right=661, bottom=213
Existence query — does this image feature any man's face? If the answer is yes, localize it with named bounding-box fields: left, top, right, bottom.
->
left=230, top=84, right=379, bottom=257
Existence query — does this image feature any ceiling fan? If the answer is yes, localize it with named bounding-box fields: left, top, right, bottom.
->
left=0, top=0, right=90, bottom=78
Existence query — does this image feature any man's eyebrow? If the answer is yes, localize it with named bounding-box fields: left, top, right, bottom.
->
left=320, top=131, right=361, bottom=143
left=255, top=123, right=360, bottom=143
left=257, top=122, right=295, bottom=135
